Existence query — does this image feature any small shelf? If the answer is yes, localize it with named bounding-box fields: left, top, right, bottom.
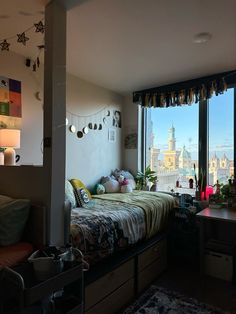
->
left=2, top=261, right=83, bottom=313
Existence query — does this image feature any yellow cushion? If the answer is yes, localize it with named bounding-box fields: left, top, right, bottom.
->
left=70, top=179, right=92, bottom=200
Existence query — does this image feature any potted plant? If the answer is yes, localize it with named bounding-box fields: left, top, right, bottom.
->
left=135, top=166, right=158, bottom=190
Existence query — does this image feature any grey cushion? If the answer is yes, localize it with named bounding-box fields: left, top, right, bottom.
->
left=0, top=195, right=30, bottom=246
left=65, top=180, right=76, bottom=208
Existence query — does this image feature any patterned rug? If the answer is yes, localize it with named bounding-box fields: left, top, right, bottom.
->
left=123, top=285, right=228, bottom=314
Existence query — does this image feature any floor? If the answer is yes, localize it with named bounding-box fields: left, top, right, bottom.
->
left=155, top=263, right=236, bottom=313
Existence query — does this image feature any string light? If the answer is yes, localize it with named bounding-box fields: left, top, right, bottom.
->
left=67, top=106, right=115, bottom=139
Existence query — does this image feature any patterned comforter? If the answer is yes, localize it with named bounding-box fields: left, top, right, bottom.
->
left=70, top=191, right=175, bottom=265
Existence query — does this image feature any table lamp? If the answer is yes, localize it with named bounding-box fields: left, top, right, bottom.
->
left=0, top=129, right=20, bottom=165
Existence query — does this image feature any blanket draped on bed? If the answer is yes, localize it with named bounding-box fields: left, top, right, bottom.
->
left=93, top=191, right=175, bottom=238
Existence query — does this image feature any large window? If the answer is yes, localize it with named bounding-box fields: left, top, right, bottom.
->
left=143, top=88, right=235, bottom=192
left=208, top=89, right=234, bottom=185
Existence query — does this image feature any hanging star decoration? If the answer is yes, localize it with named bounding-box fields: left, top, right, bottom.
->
left=0, top=19, right=44, bottom=72
left=34, top=21, right=45, bottom=34
left=17, top=32, right=29, bottom=46
left=0, top=39, right=10, bottom=51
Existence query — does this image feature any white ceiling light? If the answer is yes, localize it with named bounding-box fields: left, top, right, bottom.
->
left=193, top=32, right=212, bottom=44
left=18, top=11, right=33, bottom=16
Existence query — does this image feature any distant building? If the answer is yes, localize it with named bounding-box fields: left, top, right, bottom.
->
left=220, top=153, right=230, bottom=169
left=209, top=153, right=231, bottom=185
left=179, top=145, right=191, bottom=169
left=149, top=122, right=232, bottom=191
left=163, top=125, right=179, bottom=170
left=150, top=147, right=160, bottom=173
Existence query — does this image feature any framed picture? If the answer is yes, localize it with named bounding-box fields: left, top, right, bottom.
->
left=113, top=110, right=121, bottom=128
left=125, top=133, right=137, bottom=149
left=108, top=128, right=116, bottom=142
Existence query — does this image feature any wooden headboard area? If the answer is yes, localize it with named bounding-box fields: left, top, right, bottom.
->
left=23, top=204, right=47, bottom=249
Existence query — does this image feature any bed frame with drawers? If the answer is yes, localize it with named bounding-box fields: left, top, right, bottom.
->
left=84, top=233, right=167, bottom=314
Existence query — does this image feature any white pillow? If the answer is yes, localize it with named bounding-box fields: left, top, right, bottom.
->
left=65, top=180, right=76, bottom=208
left=103, top=179, right=120, bottom=193
left=126, top=178, right=136, bottom=190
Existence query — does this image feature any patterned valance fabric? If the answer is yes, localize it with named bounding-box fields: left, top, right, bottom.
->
left=133, top=70, right=236, bottom=108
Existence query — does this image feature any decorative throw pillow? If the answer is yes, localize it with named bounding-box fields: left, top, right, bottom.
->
left=100, top=175, right=116, bottom=185
left=70, top=179, right=92, bottom=200
left=112, top=169, right=136, bottom=189
left=126, top=178, right=136, bottom=190
left=65, top=180, right=76, bottom=208
left=74, top=188, right=90, bottom=207
left=103, top=179, right=120, bottom=193
left=0, top=195, right=30, bottom=246
left=112, top=169, right=135, bottom=180
left=95, top=184, right=105, bottom=195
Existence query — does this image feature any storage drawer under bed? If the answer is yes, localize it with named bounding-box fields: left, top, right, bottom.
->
left=85, top=259, right=134, bottom=311
left=138, top=238, right=167, bottom=272
left=86, top=278, right=134, bottom=314
left=138, top=238, right=167, bottom=293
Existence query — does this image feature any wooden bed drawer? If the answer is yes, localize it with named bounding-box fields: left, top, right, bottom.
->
left=138, top=256, right=166, bottom=293
left=85, top=259, right=134, bottom=310
left=138, top=238, right=166, bottom=272
left=85, top=278, right=134, bottom=314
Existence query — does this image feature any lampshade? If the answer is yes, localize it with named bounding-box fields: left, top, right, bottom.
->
left=0, top=129, right=21, bottom=148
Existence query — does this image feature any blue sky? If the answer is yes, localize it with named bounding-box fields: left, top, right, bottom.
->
left=151, top=88, right=234, bottom=160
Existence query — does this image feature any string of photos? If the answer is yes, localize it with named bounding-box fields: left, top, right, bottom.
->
left=0, top=19, right=45, bottom=72
left=66, top=106, right=122, bottom=139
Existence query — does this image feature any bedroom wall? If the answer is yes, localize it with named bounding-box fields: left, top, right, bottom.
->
left=123, top=95, right=140, bottom=175
left=66, top=74, right=124, bottom=190
left=0, top=51, right=44, bottom=166
left=0, top=51, right=125, bottom=190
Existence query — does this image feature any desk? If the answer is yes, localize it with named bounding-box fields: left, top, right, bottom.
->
left=197, top=208, right=236, bottom=276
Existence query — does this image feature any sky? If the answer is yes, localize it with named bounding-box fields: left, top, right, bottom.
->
left=150, top=88, right=234, bottom=160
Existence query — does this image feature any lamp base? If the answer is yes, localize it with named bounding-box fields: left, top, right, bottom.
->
left=0, top=152, right=4, bottom=165
left=4, top=148, right=16, bottom=166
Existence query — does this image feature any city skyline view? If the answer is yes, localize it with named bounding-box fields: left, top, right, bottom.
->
left=147, top=88, right=234, bottom=191
left=150, top=88, right=234, bottom=160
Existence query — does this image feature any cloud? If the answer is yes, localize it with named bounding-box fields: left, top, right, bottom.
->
left=214, top=144, right=233, bottom=149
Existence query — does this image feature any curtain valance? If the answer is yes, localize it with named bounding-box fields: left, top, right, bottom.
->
left=133, top=70, right=236, bottom=108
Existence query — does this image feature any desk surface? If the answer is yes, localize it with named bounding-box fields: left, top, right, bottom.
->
left=197, top=207, right=236, bottom=223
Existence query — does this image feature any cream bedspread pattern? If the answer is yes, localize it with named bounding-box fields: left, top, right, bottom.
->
left=70, top=191, right=175, bottom=264
left=93, top=191, right=175, bottom=238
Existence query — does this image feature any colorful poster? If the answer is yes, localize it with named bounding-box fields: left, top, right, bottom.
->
left=0, top=76, right=21, bottom=118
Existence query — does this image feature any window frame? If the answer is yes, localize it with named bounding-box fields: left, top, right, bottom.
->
left=141, top=86, right=236, bottom=188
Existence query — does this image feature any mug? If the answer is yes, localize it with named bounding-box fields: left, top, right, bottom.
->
left=16, top=154, right=20, bottom=163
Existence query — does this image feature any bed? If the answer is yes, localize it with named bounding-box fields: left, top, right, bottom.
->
left=71, top=191, right=175, bottom=265
left=69, top=190, right=177, bottom=314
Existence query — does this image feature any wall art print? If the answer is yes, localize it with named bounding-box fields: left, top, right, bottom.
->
left=0, top=76, right=22, bottom=118
left=113, top=110, right=121, bottom=128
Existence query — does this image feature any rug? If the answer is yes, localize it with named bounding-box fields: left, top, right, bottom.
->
left=123, top=285, right=228, bottom=314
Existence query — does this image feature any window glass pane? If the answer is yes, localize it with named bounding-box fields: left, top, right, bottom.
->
left=208, top=88, right=234, bottom=185
left=146, top=104, right=199, bottom=195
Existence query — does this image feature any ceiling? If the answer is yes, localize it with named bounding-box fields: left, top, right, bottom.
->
left=1, top=0, right=236, bottom=95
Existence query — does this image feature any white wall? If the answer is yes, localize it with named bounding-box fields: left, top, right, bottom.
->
left=0, top=54, right=45, bottom=204
left=0, top=51, right=44, bottom=166
left=66, top=75, right=124, bottom=190
left=123, top=95, right=140, bottom=174
left=0, top=51, right=125, bottom=190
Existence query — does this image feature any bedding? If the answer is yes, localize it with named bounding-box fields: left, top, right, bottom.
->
left=0, top=242, right=33, bottom=268
left=70, top=191, right=175, bottom=265
left=0, top=195, right=30, bottom=246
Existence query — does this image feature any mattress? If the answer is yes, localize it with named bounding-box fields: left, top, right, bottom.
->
left=71, top=191, right=175, bottom=265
